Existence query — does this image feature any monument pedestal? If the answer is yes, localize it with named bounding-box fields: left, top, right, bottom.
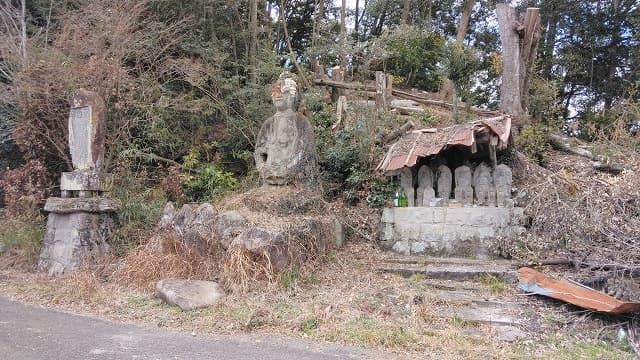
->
left=39, top=197, right=119, bottom=275
left=60, top=170, right=110, bottom=198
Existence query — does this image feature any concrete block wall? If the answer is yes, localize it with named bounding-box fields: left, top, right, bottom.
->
left=380, top=207, right=525, bottom=258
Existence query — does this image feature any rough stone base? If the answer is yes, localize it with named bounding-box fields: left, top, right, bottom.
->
left=39, top=204, right=118, bottom=275
left=380, top=207, right=525, bottom=258
left=159, top=186, right=343, bottom=271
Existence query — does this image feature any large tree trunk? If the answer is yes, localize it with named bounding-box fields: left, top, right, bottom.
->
left=20, top=0, right=27, bottom=59
left=496, top=4, right=541, bottom=126
left=401, top=0, right=410, bottom=25
left=541, top=14, right=558, bottom=78
left=279, top=0, right=307, bottom=86
left=248, top=0, right=258, bottom=83
left=340, top=0, right=347, bottom=68
left=312, top=0, right=324, bottom=46
left=354, top=0, right=360, bottom=36
left=456, top=0, right=474, bottom=45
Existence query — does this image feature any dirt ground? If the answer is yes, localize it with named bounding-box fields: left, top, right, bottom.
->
left=0, top=242, right=636, bottom=360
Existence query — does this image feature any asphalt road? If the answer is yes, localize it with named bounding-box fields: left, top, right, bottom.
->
left=0, top=296, right=392, bottom=360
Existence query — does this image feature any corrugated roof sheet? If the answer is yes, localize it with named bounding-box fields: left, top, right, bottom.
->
left=377, top=115, right=511, bottom=172
left=518, top=267, right=640, bottom=314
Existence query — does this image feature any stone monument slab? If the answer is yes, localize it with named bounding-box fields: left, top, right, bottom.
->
left=68, top=89, right=106, bottom=171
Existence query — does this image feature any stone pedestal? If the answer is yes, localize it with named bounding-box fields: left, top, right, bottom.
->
left=39, top=198, right=119, bottom=275
left=60, top=170, right=109, bottom=197
left=380, top=207, right=525, bottom=258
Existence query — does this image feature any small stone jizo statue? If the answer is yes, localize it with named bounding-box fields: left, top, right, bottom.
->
left=454, top=165, right=473, bottom=205
left=416, top=165, right=435, bottom=207
left=399, top=167, right=415, bottom=207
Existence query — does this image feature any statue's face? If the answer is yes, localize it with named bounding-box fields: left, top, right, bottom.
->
left=273, top=92, right=294, bottom=112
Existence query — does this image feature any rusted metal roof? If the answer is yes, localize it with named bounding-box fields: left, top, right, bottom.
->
left=377, top=115, right=511, bottom=172
left=518, top=267, right=640, bottom=314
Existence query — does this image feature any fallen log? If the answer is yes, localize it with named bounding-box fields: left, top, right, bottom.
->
left=313, top=78, right=499, bottom=117
left=593, top=161, right=624, bottom=174
left=313, top=78, right=375, bottom=92
left=377, top=120, right=415, bottom=145
left=515, top=257, right=640, bottom=276
left=513, top=258, right=575, bottom=268
left=391, top=88, right=499, bottom=117
left=548, top=134, right=625, bottom=174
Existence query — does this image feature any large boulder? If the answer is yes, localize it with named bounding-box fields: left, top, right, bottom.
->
left=156, top=279, right=224, bottom=311
left=213, top=211, right=247, bottom=249
left=159, top=203, right=217, bottom=252
left=230, top=227, right=296, bottom=270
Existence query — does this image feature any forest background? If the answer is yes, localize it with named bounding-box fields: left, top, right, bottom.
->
left=0, top=0, right=638, bottom=254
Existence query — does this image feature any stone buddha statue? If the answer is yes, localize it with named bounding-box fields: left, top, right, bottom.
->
left=254, top=72, right=318, bottom=186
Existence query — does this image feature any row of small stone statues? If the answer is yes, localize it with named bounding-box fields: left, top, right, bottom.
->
left=400, top=163, right=513, bottom=207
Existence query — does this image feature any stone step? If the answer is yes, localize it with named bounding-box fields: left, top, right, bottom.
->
left=377, top=256, right=517, bottom=282
left=376, top=256, right=528, bottom=341
left=423, top=279, right=527, bottom=342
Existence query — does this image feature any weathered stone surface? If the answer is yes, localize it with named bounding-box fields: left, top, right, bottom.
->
left=183, top=203, right=217, bottom=250
left=400, top=167, right=415, bottom=207
left=254, top=72, right=318, bottom=186
left=157, top=202, right=176, bottom=229
left=436, top=165, right=452, bottom=204
left=44, top=197, right=120, bottom=214
left=380, top=207, right=525, bottom=257
left=454, top=166, right=473, bottom=205
left=39, top=211, right=118, bottom=275
left=473, top=163, right=493, bottom=206
left=68, top=89, right=106, bottom=171
left=416, top=165, right=435, bottom=207
left=60, top=170, right=108, bottom=192
left=170, top=204, right=196, bottom=233
left=231, top=227, right=293, bottom=270
left=214, top=211, right=247, bottom=249
left=494, top=164, right=513, bottom=207
left=166, top=203, right=218, bottom=251
left=377, top=256, right=516, bottom=281
left=156, top=279, right=224, bottom=311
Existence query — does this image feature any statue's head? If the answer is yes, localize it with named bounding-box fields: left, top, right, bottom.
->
left=272, top=72, right=297, bottom=112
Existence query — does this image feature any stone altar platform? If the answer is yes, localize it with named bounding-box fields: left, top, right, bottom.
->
left=380, top=207, right=525, bottom=258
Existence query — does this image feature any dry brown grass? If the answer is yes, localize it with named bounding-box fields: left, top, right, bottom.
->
left=111, top=229, right=220, bottom=291
left=220, top=247, right=274, bottom=292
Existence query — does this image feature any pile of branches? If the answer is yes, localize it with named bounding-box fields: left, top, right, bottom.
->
left=511, top=150, right=640, bottom=273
